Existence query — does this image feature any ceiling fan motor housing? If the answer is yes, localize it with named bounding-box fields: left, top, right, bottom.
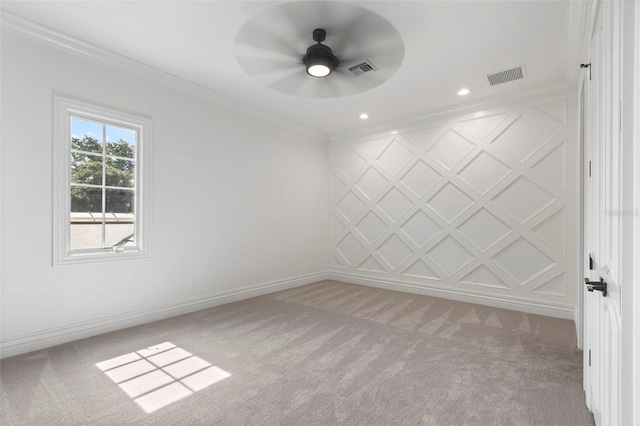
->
left=304, top=28, right=339, bottom=77
left=312, top=28, right=327, bottom=42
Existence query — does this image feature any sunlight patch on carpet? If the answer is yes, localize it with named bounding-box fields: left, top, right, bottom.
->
left=96, top=342, right=230, bottom=413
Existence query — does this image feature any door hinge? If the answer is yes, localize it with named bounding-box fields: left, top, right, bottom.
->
left=581, top=63, right=592, bottom=80
left=589, top=160, right=592, bottom=177
left=589, top=349, right=591, bottom=366
left=589, top=254, right=594, bottom=270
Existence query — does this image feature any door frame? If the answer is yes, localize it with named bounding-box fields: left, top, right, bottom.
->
left=620, top=1, right=640, bottom=424
left=573, top=0, right=600, bottom=353
left=577, top=78, right=585, bottom=351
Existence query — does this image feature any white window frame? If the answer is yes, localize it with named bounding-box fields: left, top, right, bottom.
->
left=53, top=96, right=151, bottom=265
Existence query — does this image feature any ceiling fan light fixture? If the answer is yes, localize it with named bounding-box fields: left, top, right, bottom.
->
left=303, top=28, right=339, bottom=78
left=308, top=62, right=332, bottom=78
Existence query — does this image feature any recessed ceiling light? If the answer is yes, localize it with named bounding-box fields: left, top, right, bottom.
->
left=359, top=113, right=369, bottom=119
left=458, top=88, right=470, bottom=96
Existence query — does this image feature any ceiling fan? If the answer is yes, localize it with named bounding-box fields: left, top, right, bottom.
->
left=234, top=1, right=405, bottom=99
left=303, top=28, right=339, bottom=78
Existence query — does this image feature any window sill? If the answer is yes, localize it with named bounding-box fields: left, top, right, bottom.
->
left=55, top=249, right=149, bottom=266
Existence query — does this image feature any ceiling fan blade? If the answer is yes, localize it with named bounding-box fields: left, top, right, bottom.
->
left=339, top=38, right=404, bottom=64
left=325, top=9, right=376, bottom=54
left=235, top=19, right=305, bottom=58
left=236, top=44, right=299, bottom=64
left=268, top=70, right=317, bottom=97
left=321, top=74, right=359, bottom=98
left=237, top=57, right=301, bottom=79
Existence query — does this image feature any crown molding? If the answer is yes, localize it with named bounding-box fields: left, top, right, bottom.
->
left=329, top=80, right=575, bottom=144
left=0, top=11, right=328, bottom=142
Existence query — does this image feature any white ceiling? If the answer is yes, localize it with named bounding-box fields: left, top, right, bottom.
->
left=1, top=1, right=575, bottom=135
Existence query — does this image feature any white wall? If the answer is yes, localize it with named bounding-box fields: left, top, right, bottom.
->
left=0, top=26, right=583, bottom=359
left=0, top=33, right=330, bottom=357
left=329, top=93, right=579, bottom=318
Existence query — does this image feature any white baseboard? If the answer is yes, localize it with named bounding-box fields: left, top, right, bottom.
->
left=0, top=272, right=329, bottom=359
left=1, top=271, right=576, bottom=359
left=328, top=271, right=576, bottom=320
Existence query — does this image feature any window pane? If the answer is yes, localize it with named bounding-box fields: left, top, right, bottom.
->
left=70, top=187, right=103, bottom=250
left=106, top=188, right=134, bottom=214
left=106, top=158, right=135, bottom=188
left=71, top=117, right=103, bottom=153
left=71, top=153, right=103, bottom=186
left=106, top=125, right=135, bottom=158
left=105, top=189, right=135, bottom=248
left=71, top=186, right=103, bottom=213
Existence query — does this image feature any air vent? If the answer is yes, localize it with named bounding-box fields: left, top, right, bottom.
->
left=349, top=60, right=377, bottom=76
left=486, top=65, right=526, bottom=86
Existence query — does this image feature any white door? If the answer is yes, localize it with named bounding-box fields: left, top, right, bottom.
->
left=582, top=1, right=623, bottom=425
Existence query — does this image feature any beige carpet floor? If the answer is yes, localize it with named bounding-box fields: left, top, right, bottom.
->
left=1, top=280, right=594, bottom=425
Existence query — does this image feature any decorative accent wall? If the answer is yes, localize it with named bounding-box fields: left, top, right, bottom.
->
left=329, top=93, right=577, bottom=318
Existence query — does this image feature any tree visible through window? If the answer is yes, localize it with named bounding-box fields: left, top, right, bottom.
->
left=69, top=117, right=137, bottom=250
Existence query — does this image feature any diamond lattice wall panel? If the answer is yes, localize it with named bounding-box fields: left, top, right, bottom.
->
left=376, top=235, right=414, bottom=270
left=335, top=233, right=365, bottom=266
left=357, top=255, right=387, bottom=273
left=461, top=265, right=511, bottom=289
left=332, top=214, right=346, bottom=240
left=331, top=253, right=345, bottom=268
left=356, top=137, right=388, bottom=157
left=426, top=236, right=475, bottom=277
left=532, top=99, right=567, bottom=124
left=332, top=175, right=347, bottom=201
left=426, top=129, right=475, bottom=170
left=458, top=208, right=511, bottom=252
left=355, top=212, right=388, bottom=245
left=459, top=112, right=511, bottom=140
left=532, top=141, right=566, bottom=190
left=376, top=139, right=414, bottom=176
left=403, top=127, right=439, bottom=149
left=377, top=188, right=414, bottom=223
left=531, top=207, right=566, bottom=255
left=491, top=114, right=558, bottom=163
left=355, top=167, right=389, bottom=201
left=492, top=177, right=556, bottom=224
left=457, top=152, right=512, bottom=195
left=531, top=272, right=566, bottom=296
left=400, top=160, right=442, bottom=198
left=330, top=92, right=576, bottom=318
left=401, top=259, right=440, bottom=280
left=400, top=210, right=441, bottom=248
left=492, top=238, right=556, bottom=285
left=336, top=191, right=366, bottom=223
left=427, top=183, right=475, bottom=224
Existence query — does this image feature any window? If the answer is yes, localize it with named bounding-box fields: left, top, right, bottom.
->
left=54, top=96, right=150, bottom=264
